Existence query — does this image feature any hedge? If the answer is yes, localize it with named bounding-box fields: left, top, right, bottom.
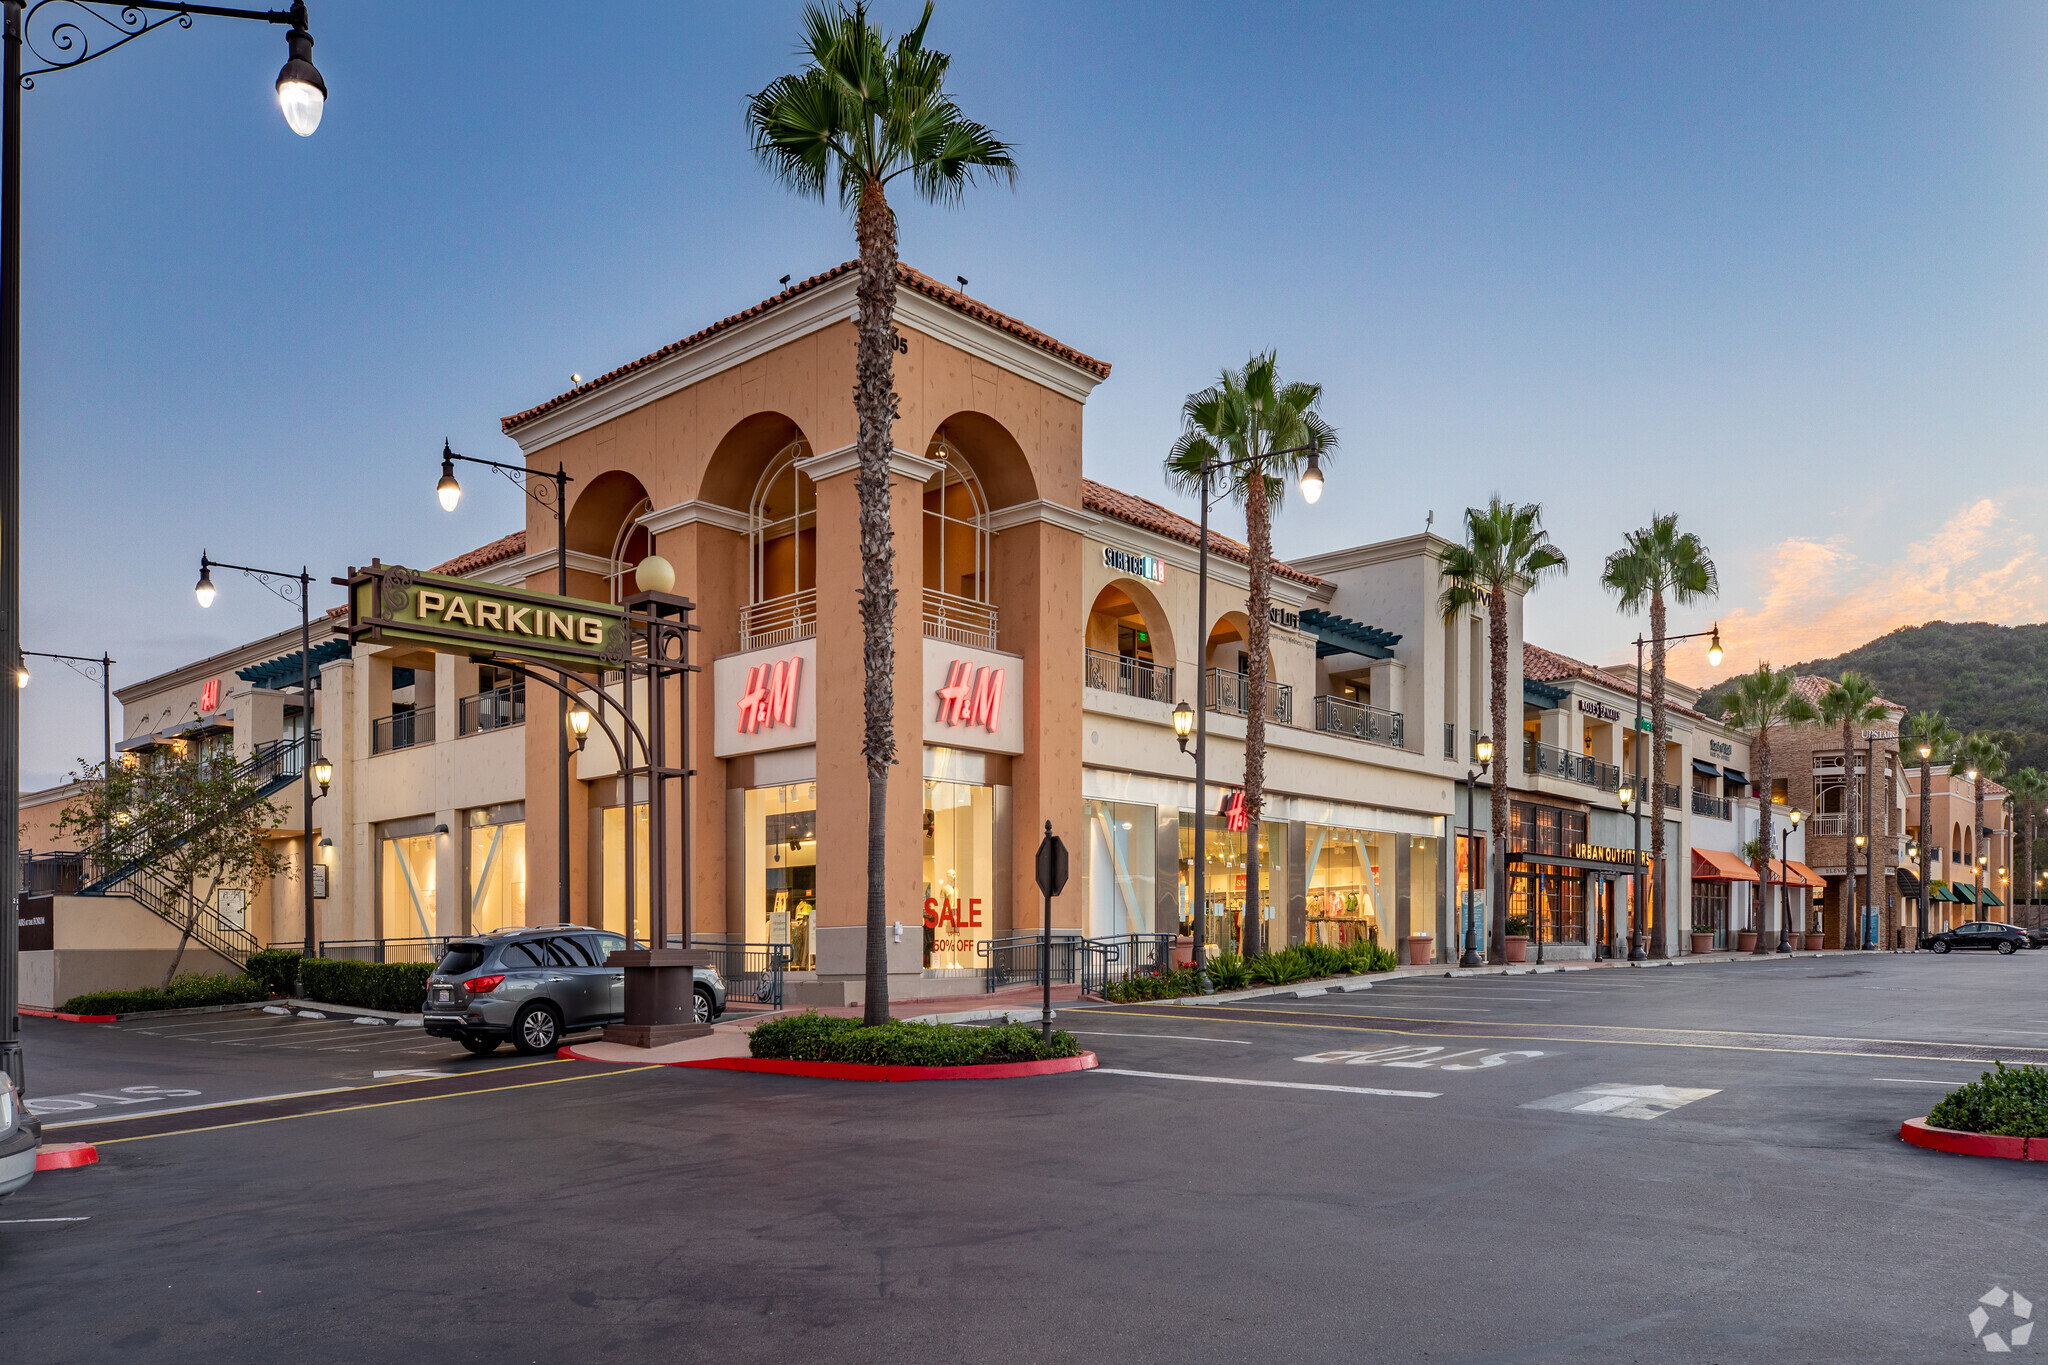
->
left=244, top=949, right=300, bottom=998
left=1102, top=939, right=1398, bottom=1003
left=61, top=971, right=268, bottom=1017
left=297, top=957, right=434, bottom=1014
left=749, top=1013, right=1079, bottom=1066
left=1927, top=1062, right=2048, bottom=1138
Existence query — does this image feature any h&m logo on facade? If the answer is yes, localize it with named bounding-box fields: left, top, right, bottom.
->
left=1218, top=789, right=1249, bottom=833
left=200, top=678, right=221, bottom=713
left=736, top=656, right=802, bottom=735
left=936, top=660, right=1005, bottom=732
left=1103, top=547, right=1165, bottom=583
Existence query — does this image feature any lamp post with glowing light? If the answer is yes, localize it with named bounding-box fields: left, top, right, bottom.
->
left=0, top=1, right=330, bottom=1095
left=1625, top=623, right=1723, bottom=960
left=435, top=442, right=579, bottom=922
left=1776, top=808, right=1805, bottom=952
left=1171, top=697, right=1209, bottom=986
left=1461, top=735, right=1493, bottom=967
left=18, top=649, right=112, bottom=778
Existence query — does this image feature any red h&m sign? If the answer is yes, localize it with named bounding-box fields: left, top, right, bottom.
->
left=1219, top=790, right=1249, bottom=833
left=735, top=655, right=802, bottom=735
left=200, top=678, right=221, bottom=713
left=935, top=660, right=1005, bottom=733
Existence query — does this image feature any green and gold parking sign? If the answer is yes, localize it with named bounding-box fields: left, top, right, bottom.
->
left=341, top=560, right=627, bottom=672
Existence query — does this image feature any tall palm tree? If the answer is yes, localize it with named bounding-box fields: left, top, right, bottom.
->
left=749, top=2, right=1015, bottom=1024
left=1165, top=353, right=1335, bottom=958
left=1719, top=664, right=1817, bottom=953
left=1905, top=710, right=1959, bottom=941
left=2002, top=767, right=2047, bottom=926
left=1439, top=500, right=1568, bottom=962
left=1819, top=672, right=1887, bottom=947
left=1600, top=514, right=1717, bottom=957
left=1960, top=732, right=2008, bottom=913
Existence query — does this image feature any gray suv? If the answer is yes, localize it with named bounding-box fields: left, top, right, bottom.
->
left=422, top=926, right=727, bottom=1055
left=0, top=1072, right=38, bottom=1202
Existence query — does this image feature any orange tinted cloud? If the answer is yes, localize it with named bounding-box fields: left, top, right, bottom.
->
left=1669, top=499, right=2047, bottom=686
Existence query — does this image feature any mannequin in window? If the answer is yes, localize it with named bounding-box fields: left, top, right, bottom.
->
left=791, top=898, right=812, bottom=970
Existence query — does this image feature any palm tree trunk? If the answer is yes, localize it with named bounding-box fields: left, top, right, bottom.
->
left=1975, top=778, right=1986, bottom=910
left=854, top=177, right=901, bottom=1027
left=1648, top=592, right=1668, bottom=958
left=1918, top=756, right=1933, bottom=944
left=1752, top=728, right=1774, bottom=953
left=1488, top=585, right=1510, bottom=964
left=1842, top=715, right=1857, bottom=949
left=1240, top=463, right=1272, bottom=960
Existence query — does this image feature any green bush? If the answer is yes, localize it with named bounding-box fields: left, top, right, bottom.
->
left=62, top=971, right=267, bottom=1017
left=1927, top=1062, right=2048, bottom=1137
left=1103, top=965, right=1206, bottom=1002
left=1098, top=939, right=1399, bottom=1003
left=244, top=949, right=300, bottom=998
left=1248, top=945, right=1317, bottom=985
left=747, top=1012, right=1079, bottom=1066
left=1505, top=916, right=1530, bottom=937
left=298, top=957, right=434, bottom=1014
left=1205, top=953, right=1252, bottom=991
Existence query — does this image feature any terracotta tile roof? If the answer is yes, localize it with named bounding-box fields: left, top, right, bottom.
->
left=1082, top=479, right=1324, bottom=588
left=501, top=262, right=1110, bottom=434
left=432, top=530, right=527, bottom=578
left=1791, top=673, right=1908, bottom=715
left=1524, top=642, right=1715, bottom=722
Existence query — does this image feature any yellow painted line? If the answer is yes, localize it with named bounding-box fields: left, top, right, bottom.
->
left=1079, top=1009, right=2017, bottom=1063
left=93, top=1065, right=664, bottom=1147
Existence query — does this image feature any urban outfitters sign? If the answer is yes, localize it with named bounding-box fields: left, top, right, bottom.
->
left=341, top=561, right=627, bottom=673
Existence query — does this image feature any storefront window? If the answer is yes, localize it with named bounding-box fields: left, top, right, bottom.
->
left=381, top=832, right=436, bottom=941
left=924, top=780, right=995, bottom=970
left=1305, top=826, right=1388, bottom=947
left=1509, top=867, right=1585, bottom=943
left=1177, top=814, right=1286, bottom=956
left=1455, top=831, right=1485, bottom=953
left=743, top=784, right=818, bottom=969
left=601, top=803, right=650, bottom=944
left=468, top=817, right=526, bottom=935
left=1082, top=800, right=1156, bottom=939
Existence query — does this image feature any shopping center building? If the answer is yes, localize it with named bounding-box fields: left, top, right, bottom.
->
left=23, top=264, right=1820, bottom=1004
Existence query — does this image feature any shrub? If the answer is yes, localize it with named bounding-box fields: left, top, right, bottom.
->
left=298, top=957, right=434, bottom=1014
left=1205, top=953, right=1251, bottom=991
left=62, top=971, right=267, bottom=1017
left=1927, top=1062, right=2048, bottom=1138
left=1505, top=917, right=1530, bottom=937
left=1248, top=945, right=1317, bottom=986
left=747, top=1012, right=1079, bottom=1065
left=244, top=949, right=300, bottom=998
left=1104, top=965, right=1206, bottom=1002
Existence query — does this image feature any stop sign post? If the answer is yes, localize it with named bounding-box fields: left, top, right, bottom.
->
left=1034, top=821, right=1069, bottom=1044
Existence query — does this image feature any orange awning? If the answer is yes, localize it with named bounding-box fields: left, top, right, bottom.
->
left=1692, top=849, right=1759, bottom=882
left=1777, top=860, right=1827, bottom=889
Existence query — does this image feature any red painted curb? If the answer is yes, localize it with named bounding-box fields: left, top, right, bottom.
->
left=20, top=1008, right=117, bottom=1023
left=35, top=1142, right=99, bottom=1172
left=1900, top=1117, right=2040, bottom=1161
left=676, top=1052, right=1099, bottom=1081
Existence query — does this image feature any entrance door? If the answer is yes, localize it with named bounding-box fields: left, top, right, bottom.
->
left=1594, top=879, right=1614, bottom=958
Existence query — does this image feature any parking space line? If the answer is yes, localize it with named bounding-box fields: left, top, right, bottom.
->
left=1873, top=1077, right=1969, bottom=1085
left=1067, top=1031, right=1251, bottom=1045
left=42, top=1087, right=352, bottom=1129
left=1094, top=1068, right=1439, bottom=1098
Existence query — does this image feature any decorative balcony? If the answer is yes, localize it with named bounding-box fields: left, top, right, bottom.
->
left=739, top=590, right=817, bottom=651
left=1084, top=649, right=1173, bottom=704
left=923, top=589, right=998, bottom=650
left=1808, top=813, right=1850, bottom=837
left=1312, top=695, right=1404, bottom=748
left=1205, top=668, right=1291, bottom=725
left=372, top=707, right=434, bottom=755
left=1691, top=790, right=1732, bottom=820
left=458, top=685, right=525, bottom=736
left=1523, top=739, right=1622, bottom=792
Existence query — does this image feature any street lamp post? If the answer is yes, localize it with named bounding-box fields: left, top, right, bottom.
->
left=1626, top=624, right=1723, bottom=961
left=0, top=0, right=327, bottom=1096
left=1776, top=808, right=1804, bottom=953
left=17, top=649, right=112, bottom=777
left=436, top=443, right=576, bottom=922
left=1616, top=778, right=1635, bottom=959
left=195, top=553, right=322, bottom=980
left=1461, top=736, right=1493, bottom=967
left=1175, top=438, right=1325, bottom=969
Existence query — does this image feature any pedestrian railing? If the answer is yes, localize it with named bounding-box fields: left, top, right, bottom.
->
left=1691, top=790, right=1732, bottom=820
left=457, top=685, right=525, bottom=736
left=739, top=590, right=817, bottom=650
left=1312, top=694, right=1404, bottom=748
left=317, top=936, right=450, bottom=964
left=1079, top=933, right=1179, bottom=997
left=372, top=707, right=434, bottom=754
left=978, top=933, right=1084, bottom=992
left=1205, top=669, right=1292, bottom=725
left=1523, top=740, right=1622, bottom=792
left=689, top=941, right=787, bottom=1009
left=1084, top=649, right=1174, bottom=704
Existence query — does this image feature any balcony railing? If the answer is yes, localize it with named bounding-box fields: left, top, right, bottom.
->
left=923, top=589, right=998, bottom=650
left=1205, top=669, right=1292, bottom=725
left=1084, top=649, right=1174, bottom=703
left=458, top=686, right=525, bottom=736
left=1312, top=695, right=1404, bottom=748
left=1523, top=740, right=1622, bottom=792
left=1808, top=813, right=1850, bottom=837
left=739, top=589, right=817, bottom=650
left=1692, top=790, right=1732, bottom=820
left=372, top=706, right=434, bottom=755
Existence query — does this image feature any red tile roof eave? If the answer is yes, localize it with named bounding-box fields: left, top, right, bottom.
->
left=1081, top=480, right=1324, bottom=589
left=500, top=262, right=1110, bottom=434
left=1523, top=642, right=1714, bottom=723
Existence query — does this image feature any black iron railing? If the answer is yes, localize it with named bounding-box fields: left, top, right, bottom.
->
left=1312, top=695, right=1404, bottom=748
left=690, top=941, right=787, bottom=1009
left=978, top=933, right=1084, bottom=992
left=1079, top=933, right=1180, bottom=997
left=457, top=686, right=525, bottom=736
left=316, top=936, right=450, bottom=965
left=372, top=707, right=435, bottom=754
left=1084, top=649, right=1174, bottom=704
left=1523, top=740, right=1622, bottom=792
left=1205, top=669, right=1292, bottom=725
left=1692, top=791, right=1732, bottom=820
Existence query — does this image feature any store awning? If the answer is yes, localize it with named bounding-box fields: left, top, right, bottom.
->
left=1953, top=884, right=1978, bottom=905
left=1691, top=758, right=1723, bottom=779
left=1929, top=881, right=1956, bottom=902
left=1721, top=768, right=1749, bottom=786
left=1896, top=867, right=1922, bottom=899
left=1692, top=848, right=1759, bottom=882
left=1774, top=860, right=1827, bottom=889
left=1981, top=888, right=2004, bottom=907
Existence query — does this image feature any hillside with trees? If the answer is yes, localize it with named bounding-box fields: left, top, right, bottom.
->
left=1696, top=621, right=2048, bottom=774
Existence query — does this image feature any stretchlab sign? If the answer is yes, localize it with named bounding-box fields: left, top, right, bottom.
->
left=340, top=560, right=627, bottom=673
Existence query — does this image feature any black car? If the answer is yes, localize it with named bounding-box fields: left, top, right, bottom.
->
left=2027, top=923, right=2048, bottom=950
left=1925, top=921, right=2028, bottom=955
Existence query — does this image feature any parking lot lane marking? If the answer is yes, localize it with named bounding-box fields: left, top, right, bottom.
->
left=1522, top=1083, right=1719, bottom=1120
left=1873, top=1077, right=1972, bottom=1085
left=0, top=1217, right=91, bottom=1224
left=91, top=1064, right=661, bottom=1147
left=1066, top=1031, right=1252, bottom=1045
left=1093, top=1068, right=1439, bottom=1099
left=41, top=1087, right=353, bottom=1129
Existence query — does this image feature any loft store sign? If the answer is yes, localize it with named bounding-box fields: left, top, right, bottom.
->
left=1578, top=699, right=1620, bottom=723
left=343, top=562, right=626, bottom=674
left=1103, top=546, right=1164, bottom=583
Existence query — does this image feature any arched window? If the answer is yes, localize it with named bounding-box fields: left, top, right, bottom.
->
left=922, top=435, right=994, bottom=647
left=608, top=496, right=653, bottom=604
left=744, top=441, right=816, bottom=647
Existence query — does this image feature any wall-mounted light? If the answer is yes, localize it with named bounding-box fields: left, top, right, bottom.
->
left=318, top=836, right=333, bottom=848
left=433, top=823, right=450, bottom=835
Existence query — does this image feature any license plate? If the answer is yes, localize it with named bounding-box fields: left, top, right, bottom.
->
left=432, top=988, right=453, bottom=1003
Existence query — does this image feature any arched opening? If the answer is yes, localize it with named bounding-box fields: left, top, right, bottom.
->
left=746, top=440, right=817, bottom=648
left=1203, top=614, right=1285, bottom=723
left=921, top=411, right=1038, bottom=509
left=921, top=433, right=995, bottom=648
left=1084, top=582, right=1175, bottom=703
left=565, top=471, right=652, bottom=604
left=608, top=498, right=653, bottom=604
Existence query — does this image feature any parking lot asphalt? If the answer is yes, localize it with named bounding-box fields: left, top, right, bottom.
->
left=3, top=953, right=2044, bottom=1363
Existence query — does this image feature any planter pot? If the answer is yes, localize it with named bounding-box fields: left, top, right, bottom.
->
left=1502, top=935, right=1528, bottom=964
left=1403, top=933, right=1435, bottom=967
left=1736, top=931, right=1759, bottom=952
left=1172, top=934, right=1194, bottom=968
left=1690, top=932, right=1716, bottom=955
left=1805, top=932, right=1826, bottom=951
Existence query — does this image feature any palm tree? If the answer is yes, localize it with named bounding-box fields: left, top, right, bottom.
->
left=1818, top=672, right=1887, bottom=947
left=1718, top=664, right=1817, bottom=953
left=1600, top=514, right=1717, bottom=957
left=1439, top=500, right=1568, bottom=962
left=1905, top=710, right=1959, bottom=941
left=749, top=2, right=1016, bottom=1025
left=1165, top=353, right=1335, bottom=958
left=2002, top=767, right=2047, bottom=927
left=1960, top=732, right=2008, bottom=912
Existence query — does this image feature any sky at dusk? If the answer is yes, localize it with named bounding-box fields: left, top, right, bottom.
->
left=11, top=1, right=2048, bottom=788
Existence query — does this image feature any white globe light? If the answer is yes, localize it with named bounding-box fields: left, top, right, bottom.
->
left=278, top=79, right=325, bottom=137
left=635, top=555, right=676, bottom=594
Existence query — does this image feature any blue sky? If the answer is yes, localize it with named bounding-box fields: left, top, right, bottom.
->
left=14, top=1, right=2048, bottom=788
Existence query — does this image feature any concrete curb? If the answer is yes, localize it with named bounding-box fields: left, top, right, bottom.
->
left=274, top=999, right=425, bottom=1026
left=35, top=1142, right=99, bottom=1171
left=668, top=1051, right=1100, bottom=1083
left=901, top=1006, right=1061, bottom=1026
left=1900, top=1117, right=2048, bottom=1162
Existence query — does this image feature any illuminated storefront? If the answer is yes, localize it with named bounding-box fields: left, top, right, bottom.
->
left=466, top=803, right=527, bottom=936
left=743, top=782, right=817, bottom=969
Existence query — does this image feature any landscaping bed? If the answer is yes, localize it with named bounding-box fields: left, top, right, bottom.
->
left=1901, top=1064, right=2048, bottom=1162
left=57, top=950, right=433, bottom=1018
left=1103, top=940, right=1397, bottom=1002
left=749, top=1013, right=1080, bottom=1065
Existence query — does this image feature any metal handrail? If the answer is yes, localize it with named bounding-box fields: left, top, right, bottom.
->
left=1522, top=739, right=1622, bottom=791
left=372, top=707, right=435, bottom=754
left=1692, top=790, right=1733, bottom=820
left=977, top=932, right=1083, bottom=992
left=740, top=589, right=817, bottom=650
left=457, top=686, right=525, bottom=736
left=1084, top=649, right=1174, bottom=703
left=1205, top=669, right=1292, bottom=725
left=315, top=936, right=450, bottom=964
left=1312, top=694, right=1404, bottom=748
left=1080, top=933, right=1179, bottom=996
left=923, top=589, right=998, bottom=649
left=1808, top=813, right=1850, bottom=837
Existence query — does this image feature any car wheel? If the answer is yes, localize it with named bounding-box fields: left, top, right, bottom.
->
left=1998, top=940, right=2018, bottom=955
left=1932, top=940, right=1951, bottom=953
left=512, top=1004, right=563, bottom=1055
left=693, top=988, right=714, bottom=1025
left=458, top=1034, right=499, bottom=1056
